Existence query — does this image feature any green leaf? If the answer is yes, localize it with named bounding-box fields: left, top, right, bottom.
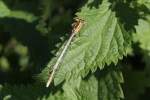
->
left=0, top=0, right=37, bottom=22
left=9, top=11, right=38, bottom=23
left=0, top=1, right=10, bottom=18
left=98, top=68, right=124, bottom=100
left=134, top=15, right=150, bottom=52
left=39, top=0, right=130, bottom=85
left=62, top=66, right=124, bottom=100
left=137, top=0, right=150, bottom=9
left=41, top=91, right=67, bottom=100
left=62, top=76, right=98, bottom=100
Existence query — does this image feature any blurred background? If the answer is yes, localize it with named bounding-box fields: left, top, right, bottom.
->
left=0, top=0, right=150, bottom=100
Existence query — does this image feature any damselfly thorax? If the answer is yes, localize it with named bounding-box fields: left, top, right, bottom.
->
left=72, top=18, right=84, bottom=34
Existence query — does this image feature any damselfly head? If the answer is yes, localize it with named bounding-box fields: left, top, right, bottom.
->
left=72, top=17, right=84, bottom=26
left=74, top=17, right=84, bottom=22
left=72, top=17, right=85, bottom=33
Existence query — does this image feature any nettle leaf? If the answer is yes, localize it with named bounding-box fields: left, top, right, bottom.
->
left=63, top=76, right=98, bottom=100
left=63, top=66, right=124, bottom=100
left=0, top=0, right=37, bottom=22
left=134, top=15, right=150, bottom=52
left=98, top=69, right=124, bottom=100
left=137, top=0, right=150, bottom=9
left=39, top=0, right=130, bottom=85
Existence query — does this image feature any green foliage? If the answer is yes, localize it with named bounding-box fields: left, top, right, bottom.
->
left=123, top=15, right=150, bottom=100
left=0, top=0, right=37, bottom=22
left=0, top=66, right=123, bottom=100
left=39, top=0, right=130, bottom=85
left=134, top=15, right=150, bottom=52
left=0, top=0, right=10, bottom=18
left=137, top=0, right=150, bottom=9
left=0, top=0, right=150, bottom=100
left=36, top=0, right=52, bottom=34
left=62, top=66, right=124, bottom=100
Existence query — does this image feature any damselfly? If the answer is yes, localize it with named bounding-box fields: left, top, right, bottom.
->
left=46, top=18, right=84, bottom=87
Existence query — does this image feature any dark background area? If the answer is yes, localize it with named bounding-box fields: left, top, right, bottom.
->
left=0, top=0, right=150, bottom=100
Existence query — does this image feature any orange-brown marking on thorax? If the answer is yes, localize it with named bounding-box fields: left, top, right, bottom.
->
left=72, top=18, right=84, bottom=33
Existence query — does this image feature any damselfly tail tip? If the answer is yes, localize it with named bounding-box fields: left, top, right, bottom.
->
left=46, top=77, right=53, bottom=87
left=46, top=81, right=50, bottom=87
left=46, top=71, right=55, bottom=87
